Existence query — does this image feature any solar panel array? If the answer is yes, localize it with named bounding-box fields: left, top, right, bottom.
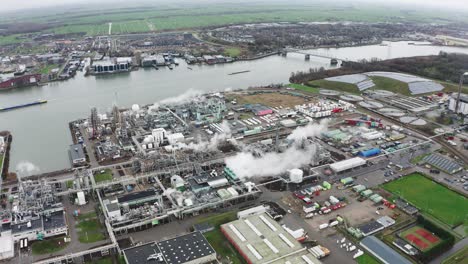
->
left=357, top=80, right=375, bottom=91
left=408, top=81, right=444, bottom=95
left=423, top=154, right=463, bottom=174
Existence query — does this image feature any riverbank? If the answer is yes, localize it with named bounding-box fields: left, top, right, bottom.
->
left=0, top=131, right=12, bottom=181
left=2, top=41, right=468, bottom=174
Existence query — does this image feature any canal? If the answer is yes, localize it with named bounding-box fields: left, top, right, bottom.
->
left=1, top=41, right=468, bottom=174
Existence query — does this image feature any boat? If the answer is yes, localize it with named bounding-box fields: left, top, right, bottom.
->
left=187, top=67, right=193, bottom=70
left=330, top=58, right=338, bottom=65
left=168, top=64, right=174, bottom=70
left=228, top=70, right=250, bottom=75
left=0, top=74, right=42, bottom=90
left=0, top=99, right=47, bottom=112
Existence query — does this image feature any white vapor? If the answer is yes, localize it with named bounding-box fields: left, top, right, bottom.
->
left=181, top=120, right=233, bottom=152
left=225, top=120, right=328, bottom=178
left=159, top=89, right=202, bottom=105
left=16, top=161, right=40, bottom=176
left=287, top=119, right=329, bottom=141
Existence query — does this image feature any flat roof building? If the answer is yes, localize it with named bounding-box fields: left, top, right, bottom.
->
left=360, top=236, right=412, bottom=264
left=69, top=144, right=86, bottom=165
left=123, top=232, right=216, bottom=264
left=221, top=213, right=321, bottom=264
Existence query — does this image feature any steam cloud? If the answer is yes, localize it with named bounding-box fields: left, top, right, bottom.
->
left=181, top=120, right=233, bottom=152
left=159, top=89, right=202, bottom=105
left=16, top=161, right=40, bottom=177
left=225, top=120, right=328, bottom=178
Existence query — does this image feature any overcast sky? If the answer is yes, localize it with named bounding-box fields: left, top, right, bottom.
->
left=2, top=0, right=468, bottom=12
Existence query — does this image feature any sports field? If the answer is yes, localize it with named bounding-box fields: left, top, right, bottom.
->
left=383, top=173, right=468, bottom=227
left=401, top=225, right=441, bottom=252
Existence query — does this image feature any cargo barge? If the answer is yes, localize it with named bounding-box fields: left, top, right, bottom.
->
left=0, top=99, right=47, bottom=112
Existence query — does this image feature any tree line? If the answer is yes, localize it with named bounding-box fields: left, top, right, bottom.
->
left=290, top=52, right=468, bottom=85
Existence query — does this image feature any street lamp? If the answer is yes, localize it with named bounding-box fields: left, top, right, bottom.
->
left=455, top=72, right=468, bottom=113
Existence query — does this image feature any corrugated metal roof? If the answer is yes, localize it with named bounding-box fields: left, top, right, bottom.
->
left=360, top=236, right=412, bottom=264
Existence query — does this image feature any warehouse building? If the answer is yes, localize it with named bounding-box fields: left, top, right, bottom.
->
left=330, top=157, right=366, bottom=173
left=359, top=148, right=381, bottom=158
left=221, top=213, right=321, bottom=264
left=360, top=236, right=412, bottom=264
left=123, top=231, right=217, bottom=264
left=69, top=144, right=86, bottom=166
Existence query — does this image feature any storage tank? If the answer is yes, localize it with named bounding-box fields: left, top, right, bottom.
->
left=289, top=169, right=304, bottom=183
left=131, top=104, right=140, bottom=112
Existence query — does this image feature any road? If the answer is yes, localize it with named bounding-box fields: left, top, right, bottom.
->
left=429, top=238, right=468, bottom=264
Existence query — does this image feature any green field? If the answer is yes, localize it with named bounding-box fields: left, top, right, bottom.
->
left=38, top=64, right=59, bottom=74
left=309, top=79, right=359, bottom=94
left=76, top=218, right=106, bottom=243
left=32, top=236, right=68, bottom=255
left=442, top=246, right=468, bottom=264
left=224, top=47, right=242, bottom=57
left=369, top=76, right=411, bottom=96
left=197, top=212, right=245, bottom=264
left=288, top=83, right=319, bottom=94
left=94, top=169, right=113, bottom=183
left=1, top=2, right=468, bottom=45
left=356, top=253, right=381, bottom=264
left=383, top=173, right=468, bottom=227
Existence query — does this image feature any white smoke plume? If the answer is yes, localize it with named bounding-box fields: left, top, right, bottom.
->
left=225, top=120, right=328, bottom=178
left=287, top=119, right=329, bottom=141
left=159, top=89, right=202, bottom=105
left=181, top=120, right=233, bottom=152
left=16, top=161, right=40, bottom=177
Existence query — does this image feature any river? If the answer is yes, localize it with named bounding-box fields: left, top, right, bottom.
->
left=1, top=41, right=468, bottom=174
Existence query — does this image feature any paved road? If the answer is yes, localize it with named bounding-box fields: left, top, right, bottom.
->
left=430, top=238, right=468, bottom=264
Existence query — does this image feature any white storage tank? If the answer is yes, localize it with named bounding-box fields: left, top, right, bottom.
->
left=289, top=169, right=304, bottom=183
left=131, top=104, right=140, bottom=112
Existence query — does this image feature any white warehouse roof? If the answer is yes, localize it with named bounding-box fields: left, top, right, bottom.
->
left=330, top=157, right=366, bottom=172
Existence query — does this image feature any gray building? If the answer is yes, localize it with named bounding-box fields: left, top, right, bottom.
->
left=69, top=144, right=86, bottom=165
left=360, top=236, right=412, bottom=264
left=123, top=232, right=217, bottom=264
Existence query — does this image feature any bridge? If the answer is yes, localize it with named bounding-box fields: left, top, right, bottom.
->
left=281, top=48, right=348, bottom=62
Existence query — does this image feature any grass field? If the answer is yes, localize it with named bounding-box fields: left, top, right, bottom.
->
left=197, top=212, right=245, bottom=264
left=1, top=2, right=468, bottom=45
left=356, top=253, right=381, bottom=264
left=442, top=246, right=468, bottom=264
left=32, top=236, right=68, bottom=255
left=78, top=211, right=97, bottom=221
left=288, top=83, right=319, bottom=94
left=383, top=173, right=468, bottom=227
left=224, top=47, right=242, bottom=57
left=76, top=218, right=105, bottom=243
left=94, top=169, right=113, bottom=183
left=369, top=76, right=411, bottom=96
left=309, top=79, right=359, bottom=94
left=401, top=225, right=441, bottom=252
left=38, top=64, right=59, bottom=74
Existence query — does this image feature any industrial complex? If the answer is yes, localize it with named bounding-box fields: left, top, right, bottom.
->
left=1, top=81, right=467, bottom=264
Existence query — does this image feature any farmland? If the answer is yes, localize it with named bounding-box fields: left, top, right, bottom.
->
left=1, top=2, right=468, bottom=45
left=383, top=173, right=468, bottom=228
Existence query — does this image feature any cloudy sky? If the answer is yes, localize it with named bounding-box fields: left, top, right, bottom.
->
left=2, top=0, right=468, bottom=12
